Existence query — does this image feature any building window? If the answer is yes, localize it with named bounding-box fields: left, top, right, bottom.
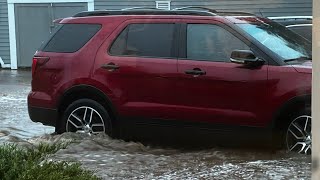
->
left=156, top=1, right=171, bottom=10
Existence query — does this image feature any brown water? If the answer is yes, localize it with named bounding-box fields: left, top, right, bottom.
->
left=30, top=133, right=310, bottom=179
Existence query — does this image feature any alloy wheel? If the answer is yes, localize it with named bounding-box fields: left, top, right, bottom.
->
left=66, top=106, right=105, bottom=135
left=286, top=115, right=311, bottom=154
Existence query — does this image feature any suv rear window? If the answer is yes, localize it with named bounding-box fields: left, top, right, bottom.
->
left=42, top=24, right=101, bottom=53
left=109, top=23, right=175, bottom=58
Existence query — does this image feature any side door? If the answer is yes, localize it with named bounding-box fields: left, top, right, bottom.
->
left=93, top=19, right=180, bottom=120
left=175, top=20, right=269, bottom=127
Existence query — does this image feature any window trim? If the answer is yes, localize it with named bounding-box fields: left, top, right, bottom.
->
left=107, top=23, right=179, bottom=60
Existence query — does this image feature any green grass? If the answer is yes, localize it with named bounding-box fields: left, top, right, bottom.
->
left=0, top=143, right=100, bottom=180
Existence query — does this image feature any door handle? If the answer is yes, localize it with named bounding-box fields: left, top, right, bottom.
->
left=184, top=68, right=206, bottom=76
left=101, top=63, right=120, bottom=71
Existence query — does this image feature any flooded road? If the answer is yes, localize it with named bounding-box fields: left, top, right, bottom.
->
left=0, top=70, right=311, bottom=179
left=0, top=70, right=54, bottom=141
left=37, top=133, right=311, bottom=179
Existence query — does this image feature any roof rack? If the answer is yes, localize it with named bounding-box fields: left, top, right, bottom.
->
left=172, top=7, right=255, bottom=16
left=73, top=10, right=216, bottom=17
left=121, top=7, right=162, bottom=11
left=73, top=6, right=255, bottom=18
left=173, top=6, right=217, bottom=13
left=215, top=11, right=256, bottom=16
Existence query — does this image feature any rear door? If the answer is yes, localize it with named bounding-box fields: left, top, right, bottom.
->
left=94, top=19, right=180, bottom=120
left=176, top=20, right=269, bottom=126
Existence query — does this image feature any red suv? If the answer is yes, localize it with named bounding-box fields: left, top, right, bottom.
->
left=28, top=7, right=312, bottom=154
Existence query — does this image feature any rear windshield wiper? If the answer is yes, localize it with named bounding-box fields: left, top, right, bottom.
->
left=284, top=56, right=312, bottom=62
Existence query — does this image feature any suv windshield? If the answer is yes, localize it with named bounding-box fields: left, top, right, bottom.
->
left=236, top=21, right=312, bottom=62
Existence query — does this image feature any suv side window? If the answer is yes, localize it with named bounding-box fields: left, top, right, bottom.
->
left=110, top=23, right=175, bottom=58
left=187, top=24, right=250, bottom=62
left=42, top=24, right=101, bottom=53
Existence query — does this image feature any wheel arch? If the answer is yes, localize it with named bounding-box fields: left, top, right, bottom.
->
left=271, top=94, right=311, bottom=131
left=57, top=84, right=118, bottom=126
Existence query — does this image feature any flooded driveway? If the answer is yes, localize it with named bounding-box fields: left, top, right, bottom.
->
left=0, top=69, right=311, bottom=179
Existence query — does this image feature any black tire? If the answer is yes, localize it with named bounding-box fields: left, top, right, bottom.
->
left=56, top=99, right=113, bottom=136
left=283, top=106, right=311, bottom=154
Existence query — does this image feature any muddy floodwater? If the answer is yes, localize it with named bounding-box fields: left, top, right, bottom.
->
left=0, top=70, right=311, bottom=179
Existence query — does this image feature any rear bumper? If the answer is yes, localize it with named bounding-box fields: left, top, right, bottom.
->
left=28, top=105, right=58, bottom=127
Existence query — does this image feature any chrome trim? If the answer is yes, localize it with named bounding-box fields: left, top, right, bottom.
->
left=230, top=58, right=245, bottom=64
left=172, top=6, right=217, bottom=15
left=121, top=7, right=161, bottom=11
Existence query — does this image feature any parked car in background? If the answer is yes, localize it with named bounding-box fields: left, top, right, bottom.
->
left=269, top=16, right=312, bottom=41
left=28, top=7, right=312, bottom=154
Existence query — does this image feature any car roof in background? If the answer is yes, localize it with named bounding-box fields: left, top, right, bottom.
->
left=268, top=16, right=312, bottom=20
left=286, top=24, right=312, bottom=28
left=268, top=16, right=312, bottom=26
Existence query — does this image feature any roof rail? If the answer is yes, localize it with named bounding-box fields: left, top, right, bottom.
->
left=73, top=6, right=256, bottom=18
left=173, top=6, right=217, bottom=13
left=121, top=7, right=162, bottom=11
left=215, top=11, right=256, bottom=16
left=173, top=6, right=217, bottom=15
left=172, top=7, right=256, bottom=16
left=73, top=10, right=216, bottom=17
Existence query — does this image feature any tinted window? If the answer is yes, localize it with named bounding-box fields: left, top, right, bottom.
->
left=110, top=24, right=175, bottom=58
left=38, top=24, right=63, bottom=51
left=42, top=24, right=101, bottom=53
left=187, top=24, right=250, bottom=62
left=288, top=26, right=312, bottom=41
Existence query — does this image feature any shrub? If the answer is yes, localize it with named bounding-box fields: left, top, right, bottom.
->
left=0, top=143, right=100, bottom=180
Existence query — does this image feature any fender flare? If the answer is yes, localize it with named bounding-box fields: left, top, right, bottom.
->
left=57, top=84, right=118, bottom=118
left=271, top=94, right=311, bottom=129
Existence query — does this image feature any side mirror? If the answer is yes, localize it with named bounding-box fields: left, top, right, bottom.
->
left=230, top=50, right=264, bottom=66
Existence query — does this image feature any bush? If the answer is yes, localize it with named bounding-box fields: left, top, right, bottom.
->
left=0, top=143, right=100, bottom=180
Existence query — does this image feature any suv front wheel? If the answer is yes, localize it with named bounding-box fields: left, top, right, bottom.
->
left=58, top=99, right=112, bottom=136
left=285, top=108, right=311, bottom=154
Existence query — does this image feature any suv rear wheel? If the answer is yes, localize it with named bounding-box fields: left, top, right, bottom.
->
left=285, top=108, right=311, bottom=154
left=58, top=99, right=112, bottom=136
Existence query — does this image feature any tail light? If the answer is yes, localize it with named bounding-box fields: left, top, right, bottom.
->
left=32, top=56, right=50, bottom=78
